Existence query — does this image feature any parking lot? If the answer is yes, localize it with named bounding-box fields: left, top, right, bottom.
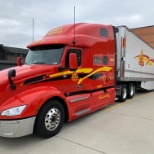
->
left=0, top=90, right=154, bottom=154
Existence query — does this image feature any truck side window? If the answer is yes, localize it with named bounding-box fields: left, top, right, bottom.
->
left=100, top=28, right=108, bottom=38
left=103, top=56, right=108, bottom=65
left=65, top=49, right=81, bottom=67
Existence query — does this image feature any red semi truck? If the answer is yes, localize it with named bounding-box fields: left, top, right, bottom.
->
left=0, top=23, right=154, bottom=138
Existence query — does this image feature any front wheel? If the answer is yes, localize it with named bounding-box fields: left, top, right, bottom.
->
left=34, top=100, right=65, bottom=138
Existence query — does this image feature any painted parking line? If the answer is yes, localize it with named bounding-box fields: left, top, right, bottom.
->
left=104, top=102, right=123, bottom=112
left=104, top=101, right=127, bottom=112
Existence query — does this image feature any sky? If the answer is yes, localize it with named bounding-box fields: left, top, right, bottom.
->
left=0, top=0, right=154, bottom=49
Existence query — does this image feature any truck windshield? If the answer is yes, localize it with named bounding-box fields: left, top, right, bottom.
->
left=25, top=45, right=65, bottom=65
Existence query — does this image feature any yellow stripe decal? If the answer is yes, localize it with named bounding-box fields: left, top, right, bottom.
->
left=48, top=67, right=112, bottom=84
left=76, top=68, right=93, bottom=74
left=49, top=70, right=73, bottom=78
left=78, top=67, right=112, bottom=84
left=49, top=68, right=93, bottom=79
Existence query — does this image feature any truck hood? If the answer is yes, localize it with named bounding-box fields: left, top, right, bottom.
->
left=0, top=64, right=58, bottom=84
left=0, top=64, right=60, bottom=108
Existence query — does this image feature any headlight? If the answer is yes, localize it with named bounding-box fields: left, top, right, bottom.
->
left=1, top=105, right=27, bottom=116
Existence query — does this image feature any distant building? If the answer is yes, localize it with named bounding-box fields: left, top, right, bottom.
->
left=0, top=44, right=28, bottom=61
left=131, top=26, right=154, bottom=49
left=0, top=44, right=28, bottom=70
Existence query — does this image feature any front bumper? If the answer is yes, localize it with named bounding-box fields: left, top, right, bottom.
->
left=0, top=116, right=36, bottom=138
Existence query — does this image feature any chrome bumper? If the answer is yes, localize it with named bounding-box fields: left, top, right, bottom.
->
left=0, top=117, right=36, bottom=138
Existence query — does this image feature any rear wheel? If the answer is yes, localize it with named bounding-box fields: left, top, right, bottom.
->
left=118, top=84, right=127, bottom=102
left=34, top=100, right=65, bottom=138
left=127, top=83, right=135, bottom=99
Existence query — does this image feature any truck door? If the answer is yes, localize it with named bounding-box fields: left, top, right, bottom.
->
left=57, top=48, right=83, bottom=94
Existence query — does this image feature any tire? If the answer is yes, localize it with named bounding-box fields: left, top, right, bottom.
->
left=118, top=84, right=127, bottom=102
left=127, top=83, right=135, bottom=99
left=34, top=100, right=65, bottom=138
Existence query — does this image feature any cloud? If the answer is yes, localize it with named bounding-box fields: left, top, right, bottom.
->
left=0, top=0, right=153, bottom=48
left=115, top=15, right=143, bottom=27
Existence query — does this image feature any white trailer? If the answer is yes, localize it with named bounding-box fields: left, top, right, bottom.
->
left=115, top=26, right=154, bottom=101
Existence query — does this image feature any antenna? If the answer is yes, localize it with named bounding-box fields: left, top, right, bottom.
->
left=32, top=18, right=34, bottom=41
left=73, top=6, right=76, bottom=45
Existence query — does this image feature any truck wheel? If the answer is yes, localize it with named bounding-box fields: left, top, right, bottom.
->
left=118, top=84, right=127, bottom=102
left=34, top=100, right=65, bottom=138
left=127, top=83, right=135, bottom=99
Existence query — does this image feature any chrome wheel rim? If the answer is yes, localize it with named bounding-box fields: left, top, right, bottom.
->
left=45, top=108, right=61, bottom=131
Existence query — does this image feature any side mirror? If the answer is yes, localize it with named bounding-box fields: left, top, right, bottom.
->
left=8, top=69, right=16, bottom=90
left=8, top=69, right=16, bottom=78
left=69, top=53, right=78, bottom=70
left=17, top=57, right=22, bottom=66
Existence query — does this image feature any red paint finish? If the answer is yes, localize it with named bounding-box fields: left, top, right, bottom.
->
left=0, top=23, right=116, bottom=125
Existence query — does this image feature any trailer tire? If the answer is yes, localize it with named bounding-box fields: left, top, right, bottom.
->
left=34, top=100, right=65, bottom=138
left=127, top=83, right=135, bottom=99
left=118, top=84, right=127, bottom=102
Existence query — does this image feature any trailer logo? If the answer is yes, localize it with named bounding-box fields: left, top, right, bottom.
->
left=134, top=51, right=154, bottom=66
